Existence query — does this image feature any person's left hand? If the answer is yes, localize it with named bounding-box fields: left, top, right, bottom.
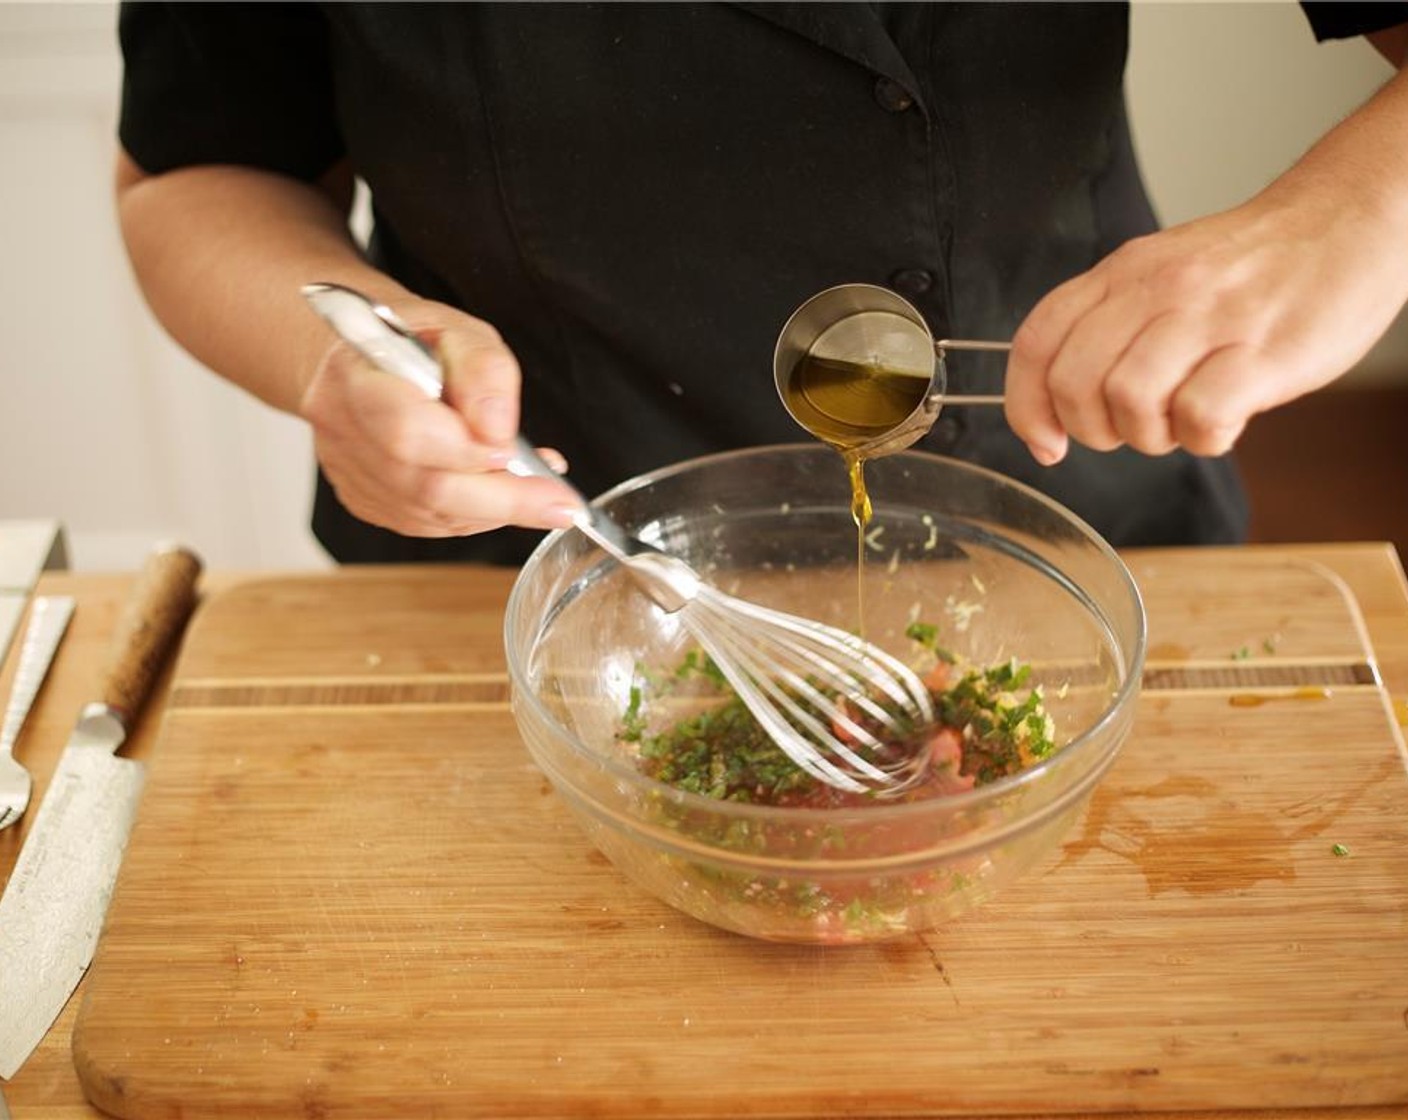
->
left=1004, top=187, right=1408, bottom=465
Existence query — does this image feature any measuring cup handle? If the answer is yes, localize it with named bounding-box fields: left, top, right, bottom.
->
left=929, top=339, right=1011, bottom=407
left=933, top=339, right=1013, bottom=354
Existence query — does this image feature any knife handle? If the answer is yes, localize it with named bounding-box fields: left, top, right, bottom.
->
left=98, top=544, right=203, bottom=725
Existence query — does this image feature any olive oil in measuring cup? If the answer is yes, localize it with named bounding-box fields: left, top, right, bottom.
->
left=778, top=350, right=931, bottom=524
left=780, top=353, right=933, bottom=456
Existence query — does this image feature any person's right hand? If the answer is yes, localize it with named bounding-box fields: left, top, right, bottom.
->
left=299, top=296, right=583, bottom=538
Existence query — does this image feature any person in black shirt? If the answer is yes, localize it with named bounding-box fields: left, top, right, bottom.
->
left=114, top=2, right=1408, bottom=563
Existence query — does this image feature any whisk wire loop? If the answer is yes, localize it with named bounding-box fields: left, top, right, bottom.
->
left=681, top=617, right=878, bottom=794
left=685, top=621, right=873, bottom=791
left=697, top=588, right=935, bottom=723
left=685, top=587, right=937, bottom=792
left=729, top=623, right=907, bottom=732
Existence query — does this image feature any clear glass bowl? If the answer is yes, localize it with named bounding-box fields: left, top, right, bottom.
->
left=505, top=445, right=1145, bottom=944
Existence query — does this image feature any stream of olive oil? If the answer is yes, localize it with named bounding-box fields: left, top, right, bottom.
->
left=782, top=353, right=930, bottom=634
left=845, top=454, right=872, bottom=633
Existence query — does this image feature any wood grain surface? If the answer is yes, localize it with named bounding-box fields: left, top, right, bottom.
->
left=3, top=546, right=1407, bottom=1120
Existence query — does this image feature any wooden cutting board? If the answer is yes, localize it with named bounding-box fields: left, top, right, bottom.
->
left=72, top=553, right=1408, bottom=1118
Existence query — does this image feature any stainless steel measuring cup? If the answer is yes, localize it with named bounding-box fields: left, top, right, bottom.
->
left=774, top=283, right=1010, bottom=458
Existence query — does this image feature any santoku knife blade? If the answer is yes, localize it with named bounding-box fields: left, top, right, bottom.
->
left=0, top=544, right=201, bottom=1080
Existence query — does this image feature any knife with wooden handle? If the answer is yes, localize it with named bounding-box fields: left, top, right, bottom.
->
left=0, top=543, right=201, bottom=1080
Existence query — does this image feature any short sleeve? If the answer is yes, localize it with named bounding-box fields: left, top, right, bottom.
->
left=1299, top=2, right=1408, bottom=43
left=118, top=1, right=344, bottom=180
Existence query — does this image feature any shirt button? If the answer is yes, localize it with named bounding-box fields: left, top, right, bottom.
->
left=890, top=268, right=935, bottom=296
left=930, top=414, right=964, bottom=446
left=873, top=77, right=915, bottom=113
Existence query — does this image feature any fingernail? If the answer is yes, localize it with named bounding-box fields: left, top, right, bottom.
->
left=474, top=395, right=516, bottom=443
left=1031, top=443, right=1064, bottom=467
left=540, top=449, right=569, bottom=475
left=543, top=504, right=581, bottom=529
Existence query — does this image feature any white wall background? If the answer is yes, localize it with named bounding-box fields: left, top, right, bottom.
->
left=0, top=1, right=1399, bottom=573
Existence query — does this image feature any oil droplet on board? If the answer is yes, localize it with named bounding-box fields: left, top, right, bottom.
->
left=1060, top=774, right=1295, bottom=897
left=1228, top=687, right=1332, bottom=708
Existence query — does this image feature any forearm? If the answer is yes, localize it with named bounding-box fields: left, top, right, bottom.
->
left=115, top=152, right=409, bottom=415
left=1255, top=49, right=1408, bottom=235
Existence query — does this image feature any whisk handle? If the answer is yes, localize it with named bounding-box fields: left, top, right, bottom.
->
left=504, top=439, right=700, bottom=614
left=566, top=505, right=701, bottom=614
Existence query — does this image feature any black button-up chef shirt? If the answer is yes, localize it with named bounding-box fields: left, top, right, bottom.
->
left=116, top=2, right=1403, bottom=565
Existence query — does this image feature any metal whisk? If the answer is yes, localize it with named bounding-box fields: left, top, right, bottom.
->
left=302, top=282, right=936, bottom=793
